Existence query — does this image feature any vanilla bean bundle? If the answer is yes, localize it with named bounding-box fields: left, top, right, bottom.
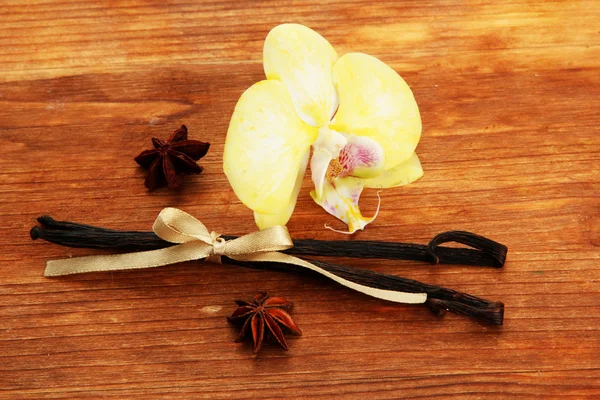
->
left=32, top=216, right=507, bottom=267
left=31, top=214, right=506, bottom=325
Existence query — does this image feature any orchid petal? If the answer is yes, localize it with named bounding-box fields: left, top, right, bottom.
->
left=310, top=177, right=378, bottom=234
left=330, top=53, right=421, bottom=169
left=364, top=152, right=423, bottom=189
left=224, top=80, right=318, bottom=215
left=254, top=150, right=309, bottom=229
left=310, top=128, right=347, bottom=200
left=264, top=23, right=339, bottom=127
left=310, top=148, right=333, bottom=201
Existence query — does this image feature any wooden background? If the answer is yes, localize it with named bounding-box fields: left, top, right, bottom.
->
left=1, top=0, right=599, bottom=398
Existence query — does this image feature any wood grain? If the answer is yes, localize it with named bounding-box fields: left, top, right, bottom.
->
left=1, top=0, right=599, bottom=398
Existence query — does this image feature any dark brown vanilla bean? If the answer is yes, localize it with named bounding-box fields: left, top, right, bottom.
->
left=280, top=233, right=506, bottom=267
left=426, top=231, right=507, bottom=268
left=30, top=216, right=507, bottom=267
left=224, top=258, right=503, bottom=325
left=31, top=216, right=166, bottom=250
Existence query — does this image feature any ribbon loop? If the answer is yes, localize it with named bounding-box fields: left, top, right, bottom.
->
left=153, top=207, right=212, bottom=244
left=221, top=226, right=293, bottom=257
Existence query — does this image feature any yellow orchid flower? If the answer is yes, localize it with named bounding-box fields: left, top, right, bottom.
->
left=224, top=24, right=423, bottom=233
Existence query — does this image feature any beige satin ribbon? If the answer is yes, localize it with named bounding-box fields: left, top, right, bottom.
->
left=45, top=208, right=427, bottom=304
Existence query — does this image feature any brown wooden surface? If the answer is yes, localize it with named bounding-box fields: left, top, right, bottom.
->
left=1, top=1, right=599, bottom=398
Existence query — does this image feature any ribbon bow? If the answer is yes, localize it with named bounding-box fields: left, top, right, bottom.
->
left=45, top=208, right=427, bottom=305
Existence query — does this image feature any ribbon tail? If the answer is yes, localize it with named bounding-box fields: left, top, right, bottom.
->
left=233, top=252, right=427, bottom=304
left=44, top=242, right=211, bottom=276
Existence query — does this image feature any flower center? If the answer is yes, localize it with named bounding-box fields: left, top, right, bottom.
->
left=327, top=158, right=343, bottom=180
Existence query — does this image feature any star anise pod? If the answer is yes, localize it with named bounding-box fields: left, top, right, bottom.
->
left=134, top=125, right=210, bottom=191
left=228, top=292, right=302, bottom=353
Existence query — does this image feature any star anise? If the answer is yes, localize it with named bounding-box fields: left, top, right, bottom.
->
left=134, top=125, right=210, bottom=191
left=228, top=292, right=302, bottom=353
